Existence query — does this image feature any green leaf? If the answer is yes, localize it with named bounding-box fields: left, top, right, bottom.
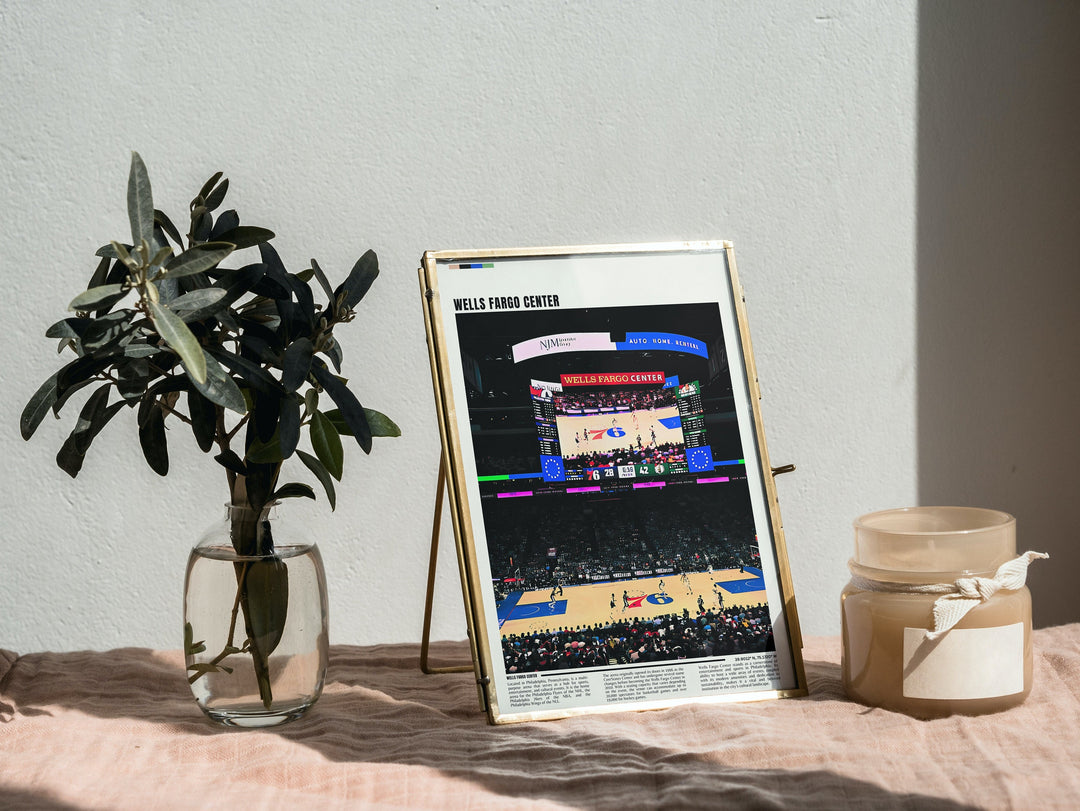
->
left=22, top=371, right=61, bottom=440
left=95, top=243, right=125, bottom=260
left=188, top=389, right=217, bottom=453
left=184, top=622, right=206, bottom=656
left=54, top=356, right=111, bottom=414
left=109, top=240, right=138, bottom=270
left=281, top=337, right=313, bottom=393
left=214, top=449, right=247, bottom=475
left=45, top=318, right=88, bottom=341
left=321, top=336, right=343, bottom=373
left=278, top=394, right=300, bottom=459
left=311, top=363, right=371, bottom=453
left=122, top=344, right=163, bottom=358
left=310, top=409, right=343, bottom=480
left=252, top=389, right=280, bottom=442
left=210, top=209, right=239, bottom=239
left=68, top=284, right=127, bottom=312
left=148, top=299, right=206, bottom=384
left=188, top=350, right=247, bottom=414
left=333, top=249, right=378, bottom=312
left=241, top=558, right=289, bottom=709
left=154, top=208, right=184, bottom=247
left=297, top=449, right=336, bottom=510
left=138, top=402, right=169, bottom=476
left=271, top=482, right=315, bottom=501
left=55, top=384, right=121, bottom=477
left=245, top=435, right=283, bottom=464
left=204, top=177, right=229, bottom=211
left=196, top=171, right=223, bottom=203
left=87, top=256, right=111, bottom=290
left=159, top=242, right=234, bottom=279
left=80, top=311, right=135, bottom=352
left=192, top=210, right=212, bottom=242
left=178, top=262, right=267, bottom=324
left=128, top=152, right=155, bottom=248
left=149, top=245, right=173, bottom=271
left=363, top=408, right=401, bottom=437
left=115, top=356, right=150, bottom=400
left=310, top=258, right=334, bottom=303
left=171, top=288, right=227, bottom=318
left=213, top=226, right=275, bottom=251
left=208, top=348, right=281, bottom=395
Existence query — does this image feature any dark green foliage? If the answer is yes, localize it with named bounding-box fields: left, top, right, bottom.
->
left=21, top=150, right=399, bottom=506
left=22, top=151, right=401, bottom=711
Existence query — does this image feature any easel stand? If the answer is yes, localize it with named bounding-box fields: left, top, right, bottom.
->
left=419, top=455, right=473, bottom=674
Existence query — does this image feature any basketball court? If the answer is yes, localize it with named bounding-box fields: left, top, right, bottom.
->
left=497, top=568, right=766, bottom=637
left=558, top=406, right=683, bottom=459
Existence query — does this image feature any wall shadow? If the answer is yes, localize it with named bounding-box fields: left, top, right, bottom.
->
left=917, top=1, right=1080, bottom=627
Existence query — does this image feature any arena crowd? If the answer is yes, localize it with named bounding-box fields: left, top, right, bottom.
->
left=502, top=603, right=773, bottom=673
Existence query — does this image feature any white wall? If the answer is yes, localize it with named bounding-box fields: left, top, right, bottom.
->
left=0, top=1, right=921, bottom=652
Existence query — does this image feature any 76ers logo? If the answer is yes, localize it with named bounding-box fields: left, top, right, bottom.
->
left=624, top=593, right=673, bottom=608
left=588, top=427, right=625, bottom=440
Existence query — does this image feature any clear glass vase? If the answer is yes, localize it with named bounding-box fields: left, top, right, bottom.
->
left=184, top=503, right=329, bottom=727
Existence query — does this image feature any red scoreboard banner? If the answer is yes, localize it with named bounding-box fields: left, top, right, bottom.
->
left=559, top=371, right=665, bottom=387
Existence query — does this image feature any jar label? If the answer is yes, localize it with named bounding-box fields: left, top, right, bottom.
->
left=902, top=623, right=1024, bottom=700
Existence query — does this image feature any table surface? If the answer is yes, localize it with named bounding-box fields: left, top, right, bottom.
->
left=2, top=624, right=1079, bottom=810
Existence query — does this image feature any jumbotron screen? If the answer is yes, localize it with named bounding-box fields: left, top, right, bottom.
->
left=530, top=376, right=709, bottom=484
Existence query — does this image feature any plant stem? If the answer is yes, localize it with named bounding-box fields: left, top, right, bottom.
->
left=187, top=562, right=250, bottom=685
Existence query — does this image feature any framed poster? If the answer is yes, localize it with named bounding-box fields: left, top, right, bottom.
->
left=419, top=242, right=806, bottom=723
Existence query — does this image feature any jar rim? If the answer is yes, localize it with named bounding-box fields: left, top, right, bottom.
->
left=852, top=506, right=1016, bottom=573
left=854, top=506, right=1014, bottom=536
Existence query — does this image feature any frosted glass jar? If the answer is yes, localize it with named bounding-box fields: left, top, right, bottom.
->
left=841, top=507, right=1041, bottom=718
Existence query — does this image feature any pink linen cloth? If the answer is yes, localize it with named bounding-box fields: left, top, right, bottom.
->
left=2, top=625, right=1078, bottom=809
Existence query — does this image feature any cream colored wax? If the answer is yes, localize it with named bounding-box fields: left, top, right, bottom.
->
left=841, top=507, right=1033, bottom=718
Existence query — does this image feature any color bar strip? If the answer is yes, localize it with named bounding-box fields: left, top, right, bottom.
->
left=449, top=262, right=494, bottom=269
left=713, top=458, right=745, bottom=467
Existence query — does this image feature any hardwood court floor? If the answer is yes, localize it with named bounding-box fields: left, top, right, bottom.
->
left=498, top=569, right=766, bottom=637
left=557, top=406, right=683, bottom=459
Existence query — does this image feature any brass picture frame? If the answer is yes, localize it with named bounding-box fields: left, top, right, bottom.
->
left=419, top=242, right=806, bottom=723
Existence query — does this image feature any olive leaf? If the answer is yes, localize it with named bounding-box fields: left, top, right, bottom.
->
left=309, top=409, right=343, bottom=480
left=128, top=151, right=155, bottom=248
left=148, top=300, right=206, bottom=383
left=333, top=249, right=378, bottom=312
left=297, top=449, right=336, bottom=510
left=68, top=284, right=127, bottom=312
left=157, top=242, right=234, bottom=280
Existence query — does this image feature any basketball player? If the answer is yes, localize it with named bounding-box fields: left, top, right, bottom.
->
left=680, top=571, right=692, bottom=593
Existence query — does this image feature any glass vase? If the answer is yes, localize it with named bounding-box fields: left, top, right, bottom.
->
left=184, top=503, right=329, bottom=727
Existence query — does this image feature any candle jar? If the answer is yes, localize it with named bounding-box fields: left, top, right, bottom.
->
left=841, top=506, right=1037, bottom=718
